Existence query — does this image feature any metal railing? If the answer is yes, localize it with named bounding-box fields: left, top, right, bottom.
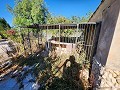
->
left=20, top=22, right=100, bottom=63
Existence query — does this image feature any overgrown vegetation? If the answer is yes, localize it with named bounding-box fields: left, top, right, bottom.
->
left=14, top=50, right=88, bottom=90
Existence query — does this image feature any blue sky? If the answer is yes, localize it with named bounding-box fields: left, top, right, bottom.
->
left=0, top=0, right=101, bottom=26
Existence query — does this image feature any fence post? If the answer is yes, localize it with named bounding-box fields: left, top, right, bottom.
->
left=20, top=28, right=26, bottom=55
left=92, top=22, right=102, bottom=57
left=47, top=25, right=49, bottom=50
left=59, top=24, right=61, bottom=48
left=27, top=29, right=32, bottom=54
left=46, top=26, right=48, bottom=42
left=89, top=22, right=102, bottom=78
left=37, top=28, right=40, bottom=49
left=75, top=24, right=79, bottom=44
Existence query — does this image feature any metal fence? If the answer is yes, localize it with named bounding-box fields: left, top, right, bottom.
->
left=20, top=22, right=101, bottom=64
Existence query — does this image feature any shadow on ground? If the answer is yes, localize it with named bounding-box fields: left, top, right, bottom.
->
left=46, top=55, right=85, bottom=90
left=10, top=50, right=88, bottom=90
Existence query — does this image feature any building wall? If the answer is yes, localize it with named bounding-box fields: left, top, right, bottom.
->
left=106, top=8, right=120, bottom=70
left=89, top=0, right=115, bottom=22
left=89, top=0, right=120, bottom=89
left=90, top=0, right=120, bottom=68
left=94, top=0, right=120, bottom=66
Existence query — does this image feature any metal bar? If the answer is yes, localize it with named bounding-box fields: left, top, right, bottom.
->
left=59, top=24, right=61, bottom=48
left=37, top=29, right=40, bottom=49
left=21, top=28, right=26, bottom=54
left=20, top=23, right=96, bottom=29
left=92, top=22, right=102, bottom=57
left=78, top=24, right=81, bottom=42
left=27, top=29, right=32, bottom=54
left=47, top=26, right=49, bottom=49
left=73, top=26, right=75, bottom=43
left=65, top=29, right=67, bottom=43
left=40, top=29, right=42, bottom=42
left=87, top=24, right=90, bottom=60
left=88, top=24, right=93, bottom=61
left=84, top=24, right=88, bottom=60
left=75, top=24, right=79, bottom=44
left=85, top=25, right=88, bottom=61
left=89, top=24, right=95, bottom=61
left=85, top=24, right=88, bottom=61
left=19, top=27, right=23, bottom=53
left=46, top=27, right=47, bottom=41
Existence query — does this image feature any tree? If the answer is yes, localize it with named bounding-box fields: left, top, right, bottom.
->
left=47, top=16, right=71, bottom=24
left=7, top=0, right=49, bottom=26
left=71, top=12, right=93, bottom=23
left=31, top=0, right=49, bottom=24
left=0, top=18, right=11, bottom=30
left=80, top=12, right=93, bottom=22
left=47, top=16, right=73, bottom=36
left=0, top=18, right=11, bottom=39
left=71, top=16, right=81, bottom=23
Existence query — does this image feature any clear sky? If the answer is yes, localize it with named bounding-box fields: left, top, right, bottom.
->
left=0, top=0, right=101, bottom=27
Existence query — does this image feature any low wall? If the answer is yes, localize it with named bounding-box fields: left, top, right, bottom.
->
left=92, top=59, right=120, bottom=89
left=49, top=40, right=76, bottom=54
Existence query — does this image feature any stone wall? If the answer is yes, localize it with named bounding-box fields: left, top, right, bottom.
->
left=92, top=58, right=120, bottom=89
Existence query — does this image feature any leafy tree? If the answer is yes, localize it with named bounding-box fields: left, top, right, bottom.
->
left=0, top=18, right=11, bottom=30
left=7, top=0, right=49, bottom=26
left=80, top=12, right=93, bottom=22
left=0, top=18, right=11, bottom=39
left=71, top=12, right=93, bottom=23
left=47, top=12, right=92, bottom=36
left=47, top=16, right=73, bottom=36
left=7, top=0, right=50, bottom=46
left=71, top=16, right=81, bottom=23
left=31, top=0, right=49, bottom=24
left=47, top=16, right=71, bottom=24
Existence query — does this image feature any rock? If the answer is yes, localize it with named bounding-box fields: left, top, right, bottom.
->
left=111, top=77, right=116, bottom=84
left=100, top=79, right=106, bottom=87
left=107, top=69, right=118, bottom=78
left=105, top=68, right=111, bottom=72
left=106, top=77, right=112, bottom=82
left=112, top=72, right=117, bottom=78
left=116, top=77, right=120, bottom=84
left=102, top=72, right=109, bottom=79
left=108, top=73, right=113, bottom=79
left=82, top=69, right=89, bottom=80
left=100, top=81, right=109, bottom=87
left=106, top=81, right=114, bottom=87
left=114, top=70, right=120, bottom=76
left=112, top=87, right=118, bottom=90
left=100, top=81, right=105, bottom=87
left=115, top=83, right=120, bottom=87
left=100, top=67, right=105, bottom=75
left=102, top=74, right=107, bottom=79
